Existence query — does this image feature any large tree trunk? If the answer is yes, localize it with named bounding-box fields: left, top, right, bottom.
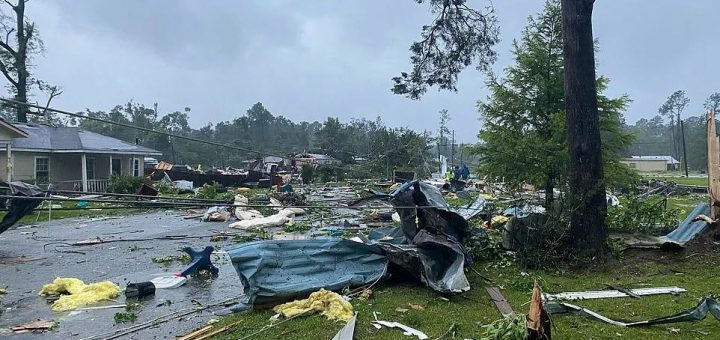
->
left=561, top=0, right=609, bottom=259
left=14, top=0, right=28, bottom=123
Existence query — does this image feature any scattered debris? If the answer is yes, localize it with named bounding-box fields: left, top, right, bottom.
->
left=176, top=320, right=243, bottom=340
left=331, top=312, right=357, bottom=340
left=10, top=319, right=56, bottom=333
left=371, top=315, right=428, bottom=339
left=38, top=277, right=121, bottom=311
left=179, top=246, right=219, bottom=277
left=543, top=286, right=686, bottom=301
left=229, top=208, right=301, bottom=229
left=125, top=282, right=156, bottom=299
left=272, top=289, right=354, bottom=322
left=546, top=297, right=720, bottom=327
left=486, top=287, right=514, bottom=316
left=527, top=284, right=551, bottom=340
left=201, top=206, right=230, bottom=222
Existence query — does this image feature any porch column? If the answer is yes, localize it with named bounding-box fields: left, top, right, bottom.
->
left=81, top=153, right=88, bottom=192
left=6, top=142, right=11, bottom=182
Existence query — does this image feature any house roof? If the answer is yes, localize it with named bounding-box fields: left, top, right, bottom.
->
left=9, top=123, right=162, bottom=155
left=0, top=119, right=29, bottom=138
left=625, top=156, right=679, bottom=164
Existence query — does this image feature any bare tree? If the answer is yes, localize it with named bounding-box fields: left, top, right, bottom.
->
left=0, top=0, right=44, bottom=122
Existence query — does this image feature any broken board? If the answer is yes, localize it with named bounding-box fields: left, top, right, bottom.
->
left=486, top=287, right=514, bottom=316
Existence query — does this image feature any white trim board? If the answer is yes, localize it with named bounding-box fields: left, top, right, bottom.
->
left=543, top=287, right=686, bottom=301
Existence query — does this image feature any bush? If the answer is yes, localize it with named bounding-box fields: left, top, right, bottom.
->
left=301, top=166, right=314, bottom=184
left=108, top=174, right=144, bottom=194
left=317, top=166, right=334, bottom=183
left=154, top=180, right=179, bottom=195
left=196, top=182, right=220, bottom=199
left=607, top=195, right=680, bottom=235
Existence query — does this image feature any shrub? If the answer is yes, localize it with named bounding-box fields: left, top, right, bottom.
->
left=108, top=174, right=144, bottom=194
left=301, top=166, right=314, bottom=184
left=607, top=195, right=680, bottom=235
left=317, top=166, right=334, bottom=183
left=196, top=182, right=220, bottom=199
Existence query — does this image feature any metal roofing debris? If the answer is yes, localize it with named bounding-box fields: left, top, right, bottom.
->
left=227, top=239, right=388, bottom=312
left=546, top=297, right=720, bottom=327
left=615, top=203, right=711, bottom=249
left=543, top=287, right=686, bottom=301
left=226, top=180, right=480, bottom=311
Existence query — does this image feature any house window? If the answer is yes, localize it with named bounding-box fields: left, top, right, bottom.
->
left=133, top=158, right=140, bottom=177
left=111, top=158, right=122, bottom=176
left=35, top=157, right=49, bottom=185
left=86, top=158, right=95, bottom=180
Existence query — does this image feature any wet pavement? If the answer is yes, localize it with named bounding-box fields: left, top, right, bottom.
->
left=0, top=211, right=246, bottom=339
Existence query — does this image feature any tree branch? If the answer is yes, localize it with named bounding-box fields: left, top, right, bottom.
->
left=0, top=38, right=15, bottom=55
left=0, top=58, right=17, bottom=86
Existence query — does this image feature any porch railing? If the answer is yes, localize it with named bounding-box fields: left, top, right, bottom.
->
left=57, top=179, right=111, bottom=192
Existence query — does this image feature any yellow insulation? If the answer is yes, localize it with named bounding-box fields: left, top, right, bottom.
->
left=39, top=277, right=121, bottom=311
left=273, top=289, right=353, bottom=322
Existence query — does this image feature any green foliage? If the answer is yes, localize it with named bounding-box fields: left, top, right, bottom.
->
left=392, top=0, right=499, bottom=99
left=154, top=180, right=179, bottom=195
left=114, top=311, right=137, bottom=324
left=301, top=165, right=314, bottom=184
left=196, top=182, right=220, bottom=199
left=151, top=253, right=191, bottom=265
left=472, top=0, right=635, bottom=198
left=480, top=314, right=528, bottom=340
left=607, top=195, right=680, bottom=235
left=107, top=174, right=144, bottom=194
left=317, top=166, right=335, bottom=183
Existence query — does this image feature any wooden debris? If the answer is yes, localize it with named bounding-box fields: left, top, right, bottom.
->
left=486, top=287, right=514, bottom=316
left=176, top=320, right=242, bottom=340
left=11, top=319, right=56, bottom=333
left=527, top=284, right=551, bottom=340
left=408, top=303, right=425, bottom=311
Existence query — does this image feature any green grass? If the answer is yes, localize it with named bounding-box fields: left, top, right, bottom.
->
left=1, top=202, right=141, bottom=225
left=644, top=175, right=708, bottom=187
left=206, top=251, right=720, bottom=339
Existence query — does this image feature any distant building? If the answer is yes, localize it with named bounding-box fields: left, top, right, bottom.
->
left=294, top=153, right=341, bottom=166
left=621, top=156, right=680, bottom=172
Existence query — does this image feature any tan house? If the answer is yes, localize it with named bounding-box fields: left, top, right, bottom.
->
left=0, top=121, right=161, bottom=191
left=621, top=156, right=680, bottom=172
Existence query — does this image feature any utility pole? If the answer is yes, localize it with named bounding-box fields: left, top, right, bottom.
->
left=451, top=130, right=455, bottom=168
left=459, top=143, right=464, bottom=165
left=681, top=119, right=689, bottom=177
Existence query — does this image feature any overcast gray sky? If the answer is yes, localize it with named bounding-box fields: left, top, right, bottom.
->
left=25, top=0, right=720, bottom=142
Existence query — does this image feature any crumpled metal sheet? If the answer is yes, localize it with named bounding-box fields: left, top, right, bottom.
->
left=226, top=239, right=387, bottom=311
left=613, top=203, right=710, bottom=249
left=226, top=181, right=478, bottom=310
left=546, top=297, right=720, bottom=327
left=383, top=181, right=473, bottom=293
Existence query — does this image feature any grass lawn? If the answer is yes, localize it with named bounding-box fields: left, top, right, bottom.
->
left=205, top=246, right=720, bottom=339
left=644, top=175, right=708, bottom=187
